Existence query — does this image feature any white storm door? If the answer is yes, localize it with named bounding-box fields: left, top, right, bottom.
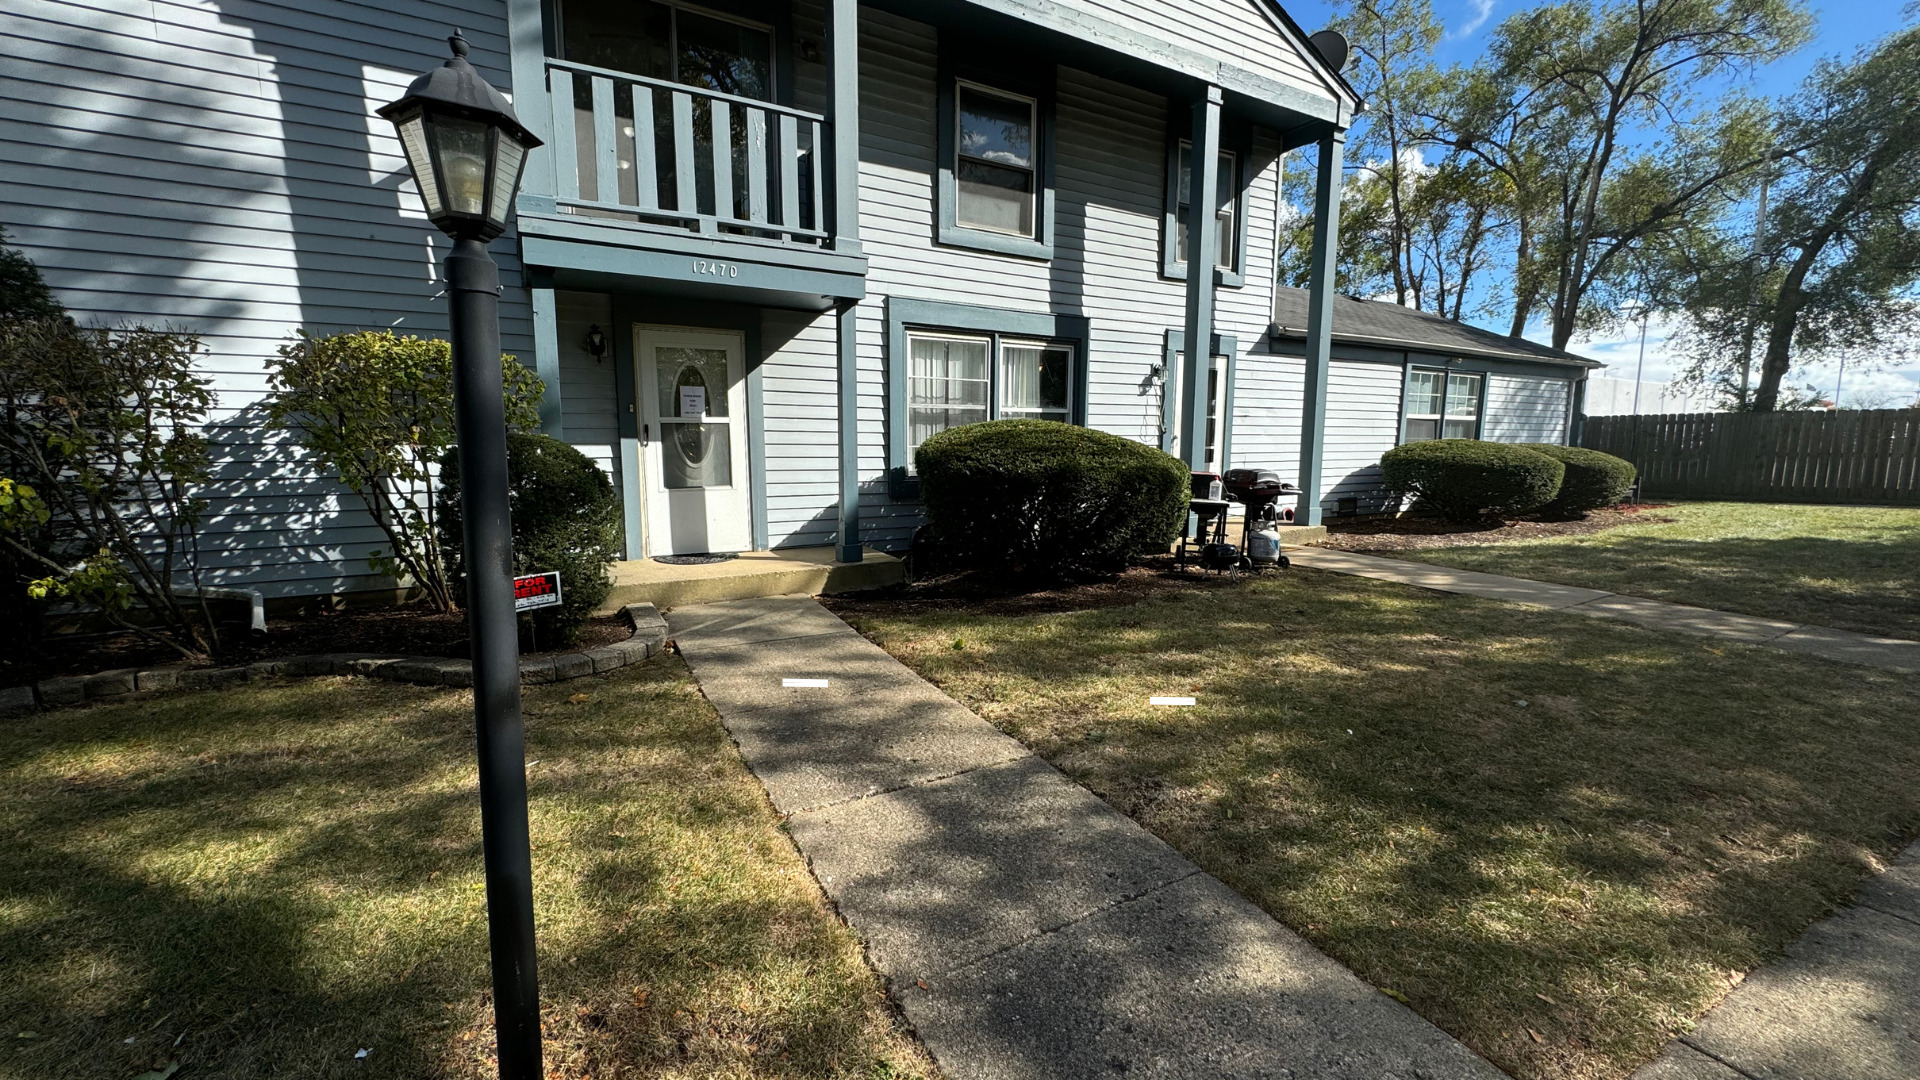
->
left=635, top=327, right=752, bottom=556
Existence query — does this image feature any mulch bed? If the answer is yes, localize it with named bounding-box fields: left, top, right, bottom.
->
left=1314, top=504, right=1675, bottom=553
left=3, top=607, right=634, bottom=686
left=822, top=557, right=1250, bottom=620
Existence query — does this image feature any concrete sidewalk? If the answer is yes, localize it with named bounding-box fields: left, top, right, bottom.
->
left=1288, top=547, right=1920, bottom=674
left=1633, top=843, right=1920, bottom=1080
left=667, top=595, right=1505, bottom=1080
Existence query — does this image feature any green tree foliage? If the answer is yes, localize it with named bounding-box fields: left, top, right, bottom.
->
left=439, top=433, right=620, bottom=647
left=1442, top=0, right=1809, bottom=350
left=266, top=331, right=544, bottom=613
left=0, top=227, right=61, bottom=321
left=0, top=314, right=221, bottom=659
left=914, top=420, right=1188, bottom=582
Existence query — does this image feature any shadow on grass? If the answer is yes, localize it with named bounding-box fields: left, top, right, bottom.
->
left=843, top=569, right=1920, bottom=1080
left=0, top=666, right=930, bottom=1079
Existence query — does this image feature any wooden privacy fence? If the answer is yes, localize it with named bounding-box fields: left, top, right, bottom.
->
left=1581, top=409, right=1920, bottom=505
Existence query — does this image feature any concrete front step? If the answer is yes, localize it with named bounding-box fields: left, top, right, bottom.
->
left=597, top=545, right=903, bottom=611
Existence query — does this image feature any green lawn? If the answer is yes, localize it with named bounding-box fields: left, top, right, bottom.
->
left=1353, top=502, right=1920, bottom=640
left=0, top=660, right=934, bottom=1080
left=834, top=569, right=1920, bottom=1080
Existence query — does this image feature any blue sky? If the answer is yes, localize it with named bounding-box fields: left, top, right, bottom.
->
left=1280, top=0, right=1920, bottom=407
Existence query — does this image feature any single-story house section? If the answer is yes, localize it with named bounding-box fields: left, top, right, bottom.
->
left=1262, top=287, right=1603, bottom=515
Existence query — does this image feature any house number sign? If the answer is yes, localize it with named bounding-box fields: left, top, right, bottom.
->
left=692, top=258, right=739, bottom=278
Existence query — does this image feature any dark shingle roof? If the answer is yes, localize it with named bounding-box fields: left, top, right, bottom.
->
left=1270, top=287, right=1603, bottom=368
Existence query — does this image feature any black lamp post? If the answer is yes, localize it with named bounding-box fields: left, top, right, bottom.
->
left=378, top=34, right=544, bottom=1080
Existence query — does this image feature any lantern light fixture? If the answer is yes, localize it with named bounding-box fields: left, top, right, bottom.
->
left=585, top=324, right=607, bottom=361
left=377, top=33, right=542, bottom=241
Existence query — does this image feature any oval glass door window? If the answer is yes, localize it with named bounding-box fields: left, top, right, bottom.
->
left=664, top=424, right=731, bottom=488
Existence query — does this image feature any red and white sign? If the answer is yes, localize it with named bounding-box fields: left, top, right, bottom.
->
left=513, top=571, right=563, bottom=612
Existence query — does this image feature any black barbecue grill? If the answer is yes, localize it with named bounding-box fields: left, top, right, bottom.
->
left=1175, top=469, right=1300, bottom=575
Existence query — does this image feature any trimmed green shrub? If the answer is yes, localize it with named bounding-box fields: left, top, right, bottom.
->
left=915, top=419, right=1188, bottom=581
left=440, top=434, right=620, bottom=647
left=1380, top=439, right=1565, bottom=522
left=1521, top=443, right=1636, bottom=517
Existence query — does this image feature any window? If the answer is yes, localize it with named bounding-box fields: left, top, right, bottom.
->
left=955, top=83, right=1037, bottom=237
left=937, top=57, right=1055, bottom=259
left=1175, top=142, right=1237, bottom=271
left=904, top=330, right=1074, bottom=466
left=1405, top=370, right=1483, bottom=441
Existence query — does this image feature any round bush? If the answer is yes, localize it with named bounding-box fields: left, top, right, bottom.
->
left=1520, top=444, right=1636, bottom=517
left=915, top=419, right=1188, bottom=581
left=440, top=433, right=621, bottom=646
left=1380, top=439, right=1565, bottom=522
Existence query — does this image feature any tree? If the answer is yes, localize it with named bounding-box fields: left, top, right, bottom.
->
left=1743, top=24, right=1920, bottom=410
left=1438, top=0, right=1810, bottom=349
left=265, top=331, right=545, bottom=613
left=0, top=226, right=62, bottom=321
left=1277, top=160, right=1395, bottom=296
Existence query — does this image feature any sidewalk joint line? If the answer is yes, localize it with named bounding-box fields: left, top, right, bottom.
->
left=785, top=750, right=1035, bottom=815
left=676, top=627, right=863, bottom=650
left=1856, top=899, right=1920, bottom=930
left=930, top=868, right=1206, bottom=980
left=1677, top=1037, right=1764, bottom=1079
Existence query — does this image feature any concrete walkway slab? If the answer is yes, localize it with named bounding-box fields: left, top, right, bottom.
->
left=1858, top=845, right=1920, bottom=925
left=789, top=755, right=1200, bottom=981
left=1633, top=1043, right=1747, bottom=1080
left=1562, top=595, right=1801, bottom=643
left=667, top=594, right=1507, bottom=1080
left=1668, top=903, right=1920, bottom=1080
left=901, top=873, right=1501, bottom=1080
left=1770, top=625, right=1920, bottom=675
left=1289, top=547, right=1613, bottom=609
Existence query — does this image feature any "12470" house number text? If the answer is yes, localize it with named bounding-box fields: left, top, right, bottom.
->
left=692, top=258, right=739, bottom=278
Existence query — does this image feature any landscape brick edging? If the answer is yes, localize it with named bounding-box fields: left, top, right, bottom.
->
left=0, top=603, right=670, bottom=720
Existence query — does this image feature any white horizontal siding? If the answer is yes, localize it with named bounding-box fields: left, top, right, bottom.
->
left=1321, top=359, right=1406, bottom=512
left=1, top=0, right=531, bottom=600
left=1484, top=374, right=1573, bottom=444
left=554, top=291, right=617, bottom=479
left=1049, top=0, right=1332, bottom=101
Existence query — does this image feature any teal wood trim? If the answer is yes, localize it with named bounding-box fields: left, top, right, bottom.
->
left=519, top=235, right=865, bottom=304
left=935, top=41, right=1057, bottom=261
left=836, top=304, right=862, bottom=562
left=1570, top=375, right=1589, bottom=445
left=1397, top=361, right=1419, bottom=445
left=828, top=0, right=863, bottom=256
left=1178, top=86, right=1224, bottom=470
left=1161, top=116, right=1252, bottom=287
left=517, top=212, right=867, bottom=276
left=861, top=0, right=1351, bottom=125
left=508, top=0, right=556, bottom=200
left=1297, top=129, right=1345, bottom=525
left=529, top=279, right=565, bottom=437
left=1163, top=330, right=1236, bottom=465
left=884, top=297, right=1092, bottom=497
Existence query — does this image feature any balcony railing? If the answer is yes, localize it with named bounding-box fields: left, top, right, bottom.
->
left=544, top=58, right=829, bottom=245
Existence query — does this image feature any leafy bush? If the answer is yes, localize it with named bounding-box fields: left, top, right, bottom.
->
left=1521, top=443, right=1636, bottom=517
left=439, top=433, right=621, bottom=647
left=915, top=419, right=1188, bottom=581
left=1380, top=439, right=1566, bottom=522
left=266, top=330, right=544, bottom=612
left=0, top=314, right=220, bottom=658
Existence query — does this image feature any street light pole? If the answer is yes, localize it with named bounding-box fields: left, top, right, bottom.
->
left=378, top=36, right=545, bottom=1080
left=447, top=233, right=542, bottom=1078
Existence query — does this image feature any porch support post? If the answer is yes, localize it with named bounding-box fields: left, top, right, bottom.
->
left=826, top=0, right=862, bottom=256
left=1178, top=85, right=1223, bottom=471
left=835, top=303, right=862, bottom=564
left=506, top=0, right=556, bottom=212
left=1297, top=128, right=1345, bottom=526
left=529, top=279, right=564, bottom=437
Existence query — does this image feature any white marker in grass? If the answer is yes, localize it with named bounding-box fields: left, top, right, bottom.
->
left=1150, top=696, right=1196, bottom=706
left=783, top=678, right=829, bottom=688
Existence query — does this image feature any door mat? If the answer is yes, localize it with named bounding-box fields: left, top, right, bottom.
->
left=653, top=553, right=740, bottom=566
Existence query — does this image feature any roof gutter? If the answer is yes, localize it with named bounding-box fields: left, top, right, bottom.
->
left=1268, top=322, right=1604, bottom=369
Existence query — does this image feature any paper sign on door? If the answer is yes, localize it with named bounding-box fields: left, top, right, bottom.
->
left=678, top=385, right=707, bottom=418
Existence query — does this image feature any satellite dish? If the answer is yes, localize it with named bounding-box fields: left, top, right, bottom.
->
left=1309, top=29, right=1350, bottom=73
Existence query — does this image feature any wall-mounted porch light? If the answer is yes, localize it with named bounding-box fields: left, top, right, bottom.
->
left=585, top=324, right=607, bottom=361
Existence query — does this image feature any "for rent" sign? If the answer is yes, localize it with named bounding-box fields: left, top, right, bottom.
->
left=513, top=571, right=563, bottom=612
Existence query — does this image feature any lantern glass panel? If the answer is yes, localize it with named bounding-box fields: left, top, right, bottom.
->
left=395, top=113, right=442, bottom=218
left=434, top=115, right=492, bottom=217
left=489, top=134, right=527, bottom=228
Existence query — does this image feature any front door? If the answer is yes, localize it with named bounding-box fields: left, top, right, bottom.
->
left=635, top=326, right=752, bottom=556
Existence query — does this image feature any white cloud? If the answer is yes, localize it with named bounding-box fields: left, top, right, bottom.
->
left=1450, top=0, right=1496, bottom=39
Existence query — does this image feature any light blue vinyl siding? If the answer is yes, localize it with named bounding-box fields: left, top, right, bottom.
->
left=1483, top=374, right=1573, bottom=445
left=1, top=0, right=534, bottom=600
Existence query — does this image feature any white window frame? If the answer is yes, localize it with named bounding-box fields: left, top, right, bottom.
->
left=953, top=80, right=1040, bottom=238
left=1404, top=369, right=1485, bottom=442
left=904, top=329, right=1076, bottom=468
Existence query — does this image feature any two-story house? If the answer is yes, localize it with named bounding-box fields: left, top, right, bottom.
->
left=2, top=0, right=1593, bottom=604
